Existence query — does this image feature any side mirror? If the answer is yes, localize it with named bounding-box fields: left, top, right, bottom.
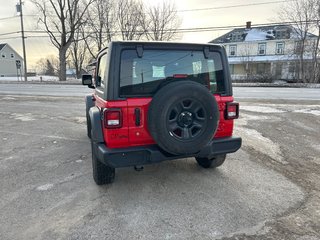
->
left=82, top=74, right=95, bottom=89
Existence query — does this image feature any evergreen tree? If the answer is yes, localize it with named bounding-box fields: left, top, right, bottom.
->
left=45, top=59, right=55, bottom=76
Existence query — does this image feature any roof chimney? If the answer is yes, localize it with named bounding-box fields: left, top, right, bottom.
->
left=246, top=21, right=252, bottom=29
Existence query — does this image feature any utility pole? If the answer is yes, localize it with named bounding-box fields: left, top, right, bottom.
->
left=17, top=0, right=27, bottom=82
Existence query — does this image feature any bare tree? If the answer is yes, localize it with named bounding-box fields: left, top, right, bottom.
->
left=33, top=0, right=94, bottom=81
left=35, top=58, right=48, bottom=75
left=84, top=0, right=116, bottom=59
left=69, top=27, right=89, bottom=78
left=57, top=0, right=183, bottom=70
left=116, top=0, right=145, bottom=40
left=238, top=43, right=255, bottom=81
left=143, top=1, right=181, bottom=41
left=279, top=0, right=317, bottom=82
left=35, top=55, right=59, bottom=75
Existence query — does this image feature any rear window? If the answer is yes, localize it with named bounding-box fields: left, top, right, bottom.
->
left=120, top=49, right=225, bottom=97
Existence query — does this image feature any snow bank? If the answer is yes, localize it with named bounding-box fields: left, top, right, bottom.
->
left=0, top=76, right=82, bottom=82
left=0, top=75, right=82, bottom=84
left=241, top=103, right=320, bottom=117
left=0, top=76, right=59, bottom=82
left=241, top=106, right=286, bottom=113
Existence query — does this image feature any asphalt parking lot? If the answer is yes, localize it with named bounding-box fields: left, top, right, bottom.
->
left=0, top=94, right=319, bottom=240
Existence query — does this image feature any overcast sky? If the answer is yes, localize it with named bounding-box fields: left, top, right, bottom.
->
left=0, top=0, right=286, bottom=70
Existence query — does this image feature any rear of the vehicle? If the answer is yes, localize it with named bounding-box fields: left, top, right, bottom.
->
left=87, top=41, right=241, bottom=184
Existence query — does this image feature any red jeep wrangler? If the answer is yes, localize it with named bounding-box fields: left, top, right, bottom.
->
left=82, top=41, right=241, bottom=185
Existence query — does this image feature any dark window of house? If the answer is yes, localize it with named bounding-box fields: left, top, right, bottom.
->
left=275, top=30, right=288, bottom=39
left=258, top=43, right=266, bottom=55
left=229, top=64, right=235, bottom=74
left=275, top=63, right=283, bottom=78
left=289, top=62, right=296, bottom=73
left=229, top=45, right=237, bottom=56
left=257, top=63, right=266, bottom=74
left=276, top=42, right=284, bottom=55
left=295, top=41, right=302, bottom=54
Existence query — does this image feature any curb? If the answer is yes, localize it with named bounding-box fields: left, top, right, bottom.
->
left=1, top=80, right=319, bottom=88
left=233, top=83, right=320, bottom=88
left=0, top=80, right=81, bottom=85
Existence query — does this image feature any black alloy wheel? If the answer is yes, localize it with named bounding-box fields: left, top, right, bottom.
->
left=167, top=98, right=207, bottom=141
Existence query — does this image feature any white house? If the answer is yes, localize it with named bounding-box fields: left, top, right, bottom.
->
left=210, top=22, right=318, bottom=81
left=0, top=43, right=24, bottom=77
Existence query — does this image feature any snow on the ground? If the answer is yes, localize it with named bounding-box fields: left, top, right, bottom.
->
left=236, top=113, right=281, bottom=126
left=0, top=76, right=80, bottom=82
left=0, top=76, right=59, bottom=82
left=294, top=109, right=320, bottom=116
left=241, top=105, right=286, bottom=113
left=36, top=183, right=54, bottom=191
left=234, top=112, right=286, bottom=164
left=10, top=113, right=35, bottom=122
left=236, top=102, right=320, bottom=164
left=234, top=126, right=287, bottom=164
left=241, top=104, right=320, bottom=116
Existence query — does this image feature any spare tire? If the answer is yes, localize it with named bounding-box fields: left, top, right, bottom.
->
left=148, top=81, right=219, bottom=155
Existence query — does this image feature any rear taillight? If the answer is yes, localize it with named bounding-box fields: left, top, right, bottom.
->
left=225, top=102, right=239, bottom=120
left=103, top=109, right=122, bottom=129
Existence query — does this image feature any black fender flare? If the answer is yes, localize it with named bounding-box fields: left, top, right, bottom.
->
left=85, top=95, right=95, bottom=139
left=85, top=95, right=95, bottom=115
left=89, top=107, right=104, bottom=143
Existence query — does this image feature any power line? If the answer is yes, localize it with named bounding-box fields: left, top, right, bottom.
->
left=0, top=20, right=317, bottom=37
left=0, top=16, right=18, bottom=21
left=0, top=36, right=22, bottom=41
left=177, top=0, right=293, bottom=13
left=0, top=31, right=21, bottom=37
left=0, top=0, right=292, bottom=22
left=0, top=19, right=318, bottom=41
left=0, top=14, right=37, bottom=21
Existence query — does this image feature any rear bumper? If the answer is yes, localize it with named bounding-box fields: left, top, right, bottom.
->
left=93, top=137, right=242, bottom=168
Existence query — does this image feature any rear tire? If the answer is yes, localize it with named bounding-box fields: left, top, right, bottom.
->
left=91, top=140, right=115, bottom=185
left=196, top=154, right=226, bottom=169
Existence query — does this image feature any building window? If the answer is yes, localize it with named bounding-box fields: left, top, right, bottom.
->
left=10, top=53, right=15, bottom=58
left=276, top=42, right=284, bottom=55
left=289, top=62, right=296, bottom=73
left=275, top=63, right=283, bottom=78
left=257, top=63, right=266, bottom=74
left=1, top=53, right=6, bottom=58
left=295, top=41, right=302, bottom=54
left=229, top=45, right=237, bottom=56
left=229, top=64, right=234, bottom=74
left=258, top=43, right=266, bottom=55
left=275, top=29, right=289, bottom=39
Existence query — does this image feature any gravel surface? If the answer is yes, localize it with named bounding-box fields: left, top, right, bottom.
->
left=0, top=95, right=319, bottom=240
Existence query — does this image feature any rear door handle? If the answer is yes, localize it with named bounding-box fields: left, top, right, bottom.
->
left=135, top=108, right=141, bottom=126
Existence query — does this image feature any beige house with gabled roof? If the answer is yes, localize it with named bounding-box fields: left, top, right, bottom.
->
left=210, top=22, right=318, bottom=81
left=0, top=43, right=24, bottom=77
